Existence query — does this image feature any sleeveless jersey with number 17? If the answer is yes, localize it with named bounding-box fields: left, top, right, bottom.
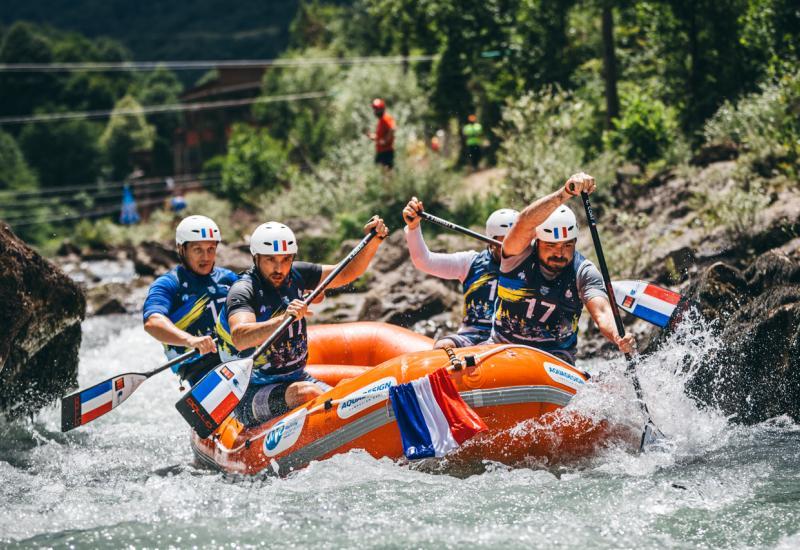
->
left=492, top=249, right=588, bottom=357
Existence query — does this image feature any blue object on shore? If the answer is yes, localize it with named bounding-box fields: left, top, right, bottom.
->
left=119, top=185, right=140, bottom=225
left=170, top=195, right=187, bottom=212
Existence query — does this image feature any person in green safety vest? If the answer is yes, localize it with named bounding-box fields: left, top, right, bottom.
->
left=463, top=114, right=484, bottom=171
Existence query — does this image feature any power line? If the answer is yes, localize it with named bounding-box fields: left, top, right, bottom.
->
left=0, top=55, right=438, bottom=72
left=0, top=175, right=222, bottom=207
left=0, top=91, right=329, bottom=126
left=4, top=180, right=222, bottom=226
left=0, top=171, right=220, bottom=198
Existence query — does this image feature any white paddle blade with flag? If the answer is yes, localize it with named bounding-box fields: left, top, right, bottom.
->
left=611, top=280, right=682, bottom=328
left=175, top=356, right=252, bottom=439
left=61, top=373, right=148, bottom=431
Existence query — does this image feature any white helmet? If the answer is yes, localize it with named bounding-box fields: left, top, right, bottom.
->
left=249, top=222, right=298, bottom=255
left=536, top=206, right=578, bottom=242
left=176, top=215, right=222, bottom=245
left=485, top=208, right=519, bottom=238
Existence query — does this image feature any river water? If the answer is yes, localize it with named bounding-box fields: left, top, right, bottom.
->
left=2, top=313, right=799, bottom=549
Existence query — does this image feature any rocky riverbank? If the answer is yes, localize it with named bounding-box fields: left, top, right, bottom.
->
left=0, top=224, right=85, bottom=419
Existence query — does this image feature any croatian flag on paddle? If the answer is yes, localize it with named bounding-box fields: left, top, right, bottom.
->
left=389, top=368, right=487, bottom=460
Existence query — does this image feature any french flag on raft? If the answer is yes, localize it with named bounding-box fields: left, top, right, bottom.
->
left=389, top=368, right=487, bottom=460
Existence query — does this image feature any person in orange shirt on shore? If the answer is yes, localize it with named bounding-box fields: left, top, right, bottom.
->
left=367, top=98, right=395, bottom=169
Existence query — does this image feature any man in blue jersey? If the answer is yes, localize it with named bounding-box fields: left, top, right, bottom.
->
left=492, top=172, right=635, bottom=364
left=143, top=215, right=237, bottom=385
left=402, top=196, right=518, bottom=348
left=216, top=216, right=389, bottom=426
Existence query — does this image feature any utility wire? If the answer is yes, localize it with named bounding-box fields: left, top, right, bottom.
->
left=0, top=171, right=219, bottom=198
left=0, top=55, right=438, bottom=72
left=0, top=91, right=329, bottom=126
left=0, top=175, right=222, bottom=207
left=4, top=181, right=222, bottom=226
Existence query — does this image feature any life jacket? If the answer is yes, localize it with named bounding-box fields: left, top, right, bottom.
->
left=492, top=246, right=585, bottom=354
left=461, top=249, right=501, bottom=332
left=216, top=266, right=310, bottom=384
left=145, top=265, right=236, bottom=371
left=463, top=122, right=484, bottom=146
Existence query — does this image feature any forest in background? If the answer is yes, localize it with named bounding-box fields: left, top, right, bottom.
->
left=0, top=0, right=798, bottom=256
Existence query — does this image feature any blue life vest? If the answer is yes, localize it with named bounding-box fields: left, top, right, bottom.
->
left=143, top=265, right=237, bottom=371
left=461, top=249, right=501, bottom=332
left=493, top=247, right=585, bottom=354
left=216, top=266, right=310, bottom=384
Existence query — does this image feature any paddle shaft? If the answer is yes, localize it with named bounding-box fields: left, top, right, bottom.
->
left=579, top=193, right=628, bottom=347
left=419, top=212, right=501, bottom=247
left=579, top=192, right=657, bottom=429
left=251, top=229, right=379, bottom=364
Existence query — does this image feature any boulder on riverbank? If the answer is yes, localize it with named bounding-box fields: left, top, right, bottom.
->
left=681, top=250, right=800, bottom=423
left=0, top=224, right=86, bottom=419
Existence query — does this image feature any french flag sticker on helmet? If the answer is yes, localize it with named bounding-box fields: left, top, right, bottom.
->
left=200, top=227, right=215, bottom=239
left=272, top=240, right=289, bottom=252
left=554, top=226, right=569, bottom=239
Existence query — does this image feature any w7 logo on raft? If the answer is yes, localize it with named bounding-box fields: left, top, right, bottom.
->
left=264, top=408, right=307, bottom=457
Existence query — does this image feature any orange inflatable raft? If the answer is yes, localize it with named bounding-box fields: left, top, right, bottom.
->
left=191, top=322, right=627, bottom=476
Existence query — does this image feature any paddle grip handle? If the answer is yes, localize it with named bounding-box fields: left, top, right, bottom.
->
left=251, top=229, right=379, bottom=359
left=147, top=337, right=219, bottom=377
left=419, top=212, right=501, bottom=246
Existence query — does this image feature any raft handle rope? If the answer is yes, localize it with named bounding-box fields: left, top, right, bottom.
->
left=211, top=344, right=588, bottom=454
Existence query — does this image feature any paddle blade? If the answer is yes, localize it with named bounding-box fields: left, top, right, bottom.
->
left=61, top=374, right=147, bottom=432
left=611, top=280, right=682, bottom=328
left=175, top=357, right=252, bottom=439
left=639, top=419, right=668, bottom=452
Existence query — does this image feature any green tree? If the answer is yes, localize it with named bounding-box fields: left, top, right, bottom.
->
left=19, top=119, right=103, bottom=187
left=99, top=95, right=155, bottom=180
left=130, top=67, right=184, bottom=175
left=0, top=130, right=37, bottom=192
left=0, top=23, right=57, bottom=129
left=219, top=124, right=295, bottom=204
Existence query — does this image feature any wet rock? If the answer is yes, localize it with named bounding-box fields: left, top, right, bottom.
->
left=690, top=143, right=739, bottom=166
left=127, top=241, right=179, bottom=277
left=215, top=242, right=252, bottom=273
left=85, top=281, right=149, bottom=316
left=358, top=263, right=460, bottom=327
left=678, top=253, right=800, bottom=423
left=0, top=223, right=85, bottom=418
left=56, top=240, right=81, bottom=257
left=94, top=298, right=127, bottom=316
left=647, top=246, right=697, bottom=285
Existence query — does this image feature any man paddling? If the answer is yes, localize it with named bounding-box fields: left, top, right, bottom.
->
left=403, top=197, right=518, bottom=349
left=215, top=217, right=389, bottom=426
left=492, top=173, right=635, bottom=364
left=143, top=215, right=237, bottom=385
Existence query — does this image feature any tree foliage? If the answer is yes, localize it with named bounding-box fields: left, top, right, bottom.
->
left=99, top=95, right=155, bottom=180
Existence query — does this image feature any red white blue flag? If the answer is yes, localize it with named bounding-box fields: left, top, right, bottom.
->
left=389, top=368, right=487, bottom=460
left=612, top=280, right=681, bottom=328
